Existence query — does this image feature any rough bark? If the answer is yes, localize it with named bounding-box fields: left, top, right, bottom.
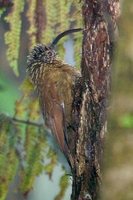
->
left=71, top=1, right=120, bottom=200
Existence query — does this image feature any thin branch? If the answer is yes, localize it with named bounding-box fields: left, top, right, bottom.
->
left=12, top=117, right=43, bottom=127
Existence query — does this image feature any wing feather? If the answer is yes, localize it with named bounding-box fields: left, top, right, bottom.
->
left=40, top=76, right=66, bottom=153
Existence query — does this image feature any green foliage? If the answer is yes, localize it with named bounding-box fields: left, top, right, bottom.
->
left=1, top=1, right=83, bottom=199
left=0, top=8, right=6, bottom=16
left=26, top=0, right=37, bottom=47
left=44, top=149, right=57, bottom=178
left=13, top=80, right=53, bottom=193
left=0, top=114, right=18, bottom=200
left=4, top=0, right=25, bottom=76
left=54, top=172, right=70, bottom=200
left=4, top=0, right=82, bottom=75
left=0, top=78, right=59, bottom=196
left=19, top=126, right=46, bottom=192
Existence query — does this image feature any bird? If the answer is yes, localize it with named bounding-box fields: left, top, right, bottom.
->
left=26, top=29, right=82, bottom=168
left=27, top=44, right=81, bottom=167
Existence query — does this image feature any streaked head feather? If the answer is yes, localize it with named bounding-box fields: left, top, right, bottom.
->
left=27, top=44, right=56, bottom=68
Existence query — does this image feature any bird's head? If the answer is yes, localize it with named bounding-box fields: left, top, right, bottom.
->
left=27, top=44, right=56, bottom=84
left=27, top=44, right=56, bottom=68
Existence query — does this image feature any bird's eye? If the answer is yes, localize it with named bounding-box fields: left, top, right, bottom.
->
left=47, top=51, right=52, bottom=56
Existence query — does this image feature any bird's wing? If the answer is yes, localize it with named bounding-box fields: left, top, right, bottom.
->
left=40, top=78, right=67, bottom=154
left=48, top=100, right=66, bottom=153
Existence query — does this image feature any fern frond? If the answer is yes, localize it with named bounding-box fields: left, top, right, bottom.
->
left=20, top=126, right=46, bottom=192
left=0, top=115, right=18, bottom=200
left=54, top=172, right=69, bottom=200
left=26, top=0, right=37, bottom=48
left=4, top=0, right=25, bottom=76
left=44, top=148, right=57, bottom=178
left=42, top=0, right=56, bottom=43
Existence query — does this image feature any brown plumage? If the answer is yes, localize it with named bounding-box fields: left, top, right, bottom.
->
left=27, top=44, right=80, bottom=166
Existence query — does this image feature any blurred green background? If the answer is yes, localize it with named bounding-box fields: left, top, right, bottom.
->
left=102, top=1, right=133, bottom=200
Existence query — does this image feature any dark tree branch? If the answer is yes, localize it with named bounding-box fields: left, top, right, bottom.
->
left=12, top=117, right=43, bottom=127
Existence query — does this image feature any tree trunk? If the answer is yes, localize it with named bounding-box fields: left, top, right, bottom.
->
left=71, top=1, right=120, bottom=199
